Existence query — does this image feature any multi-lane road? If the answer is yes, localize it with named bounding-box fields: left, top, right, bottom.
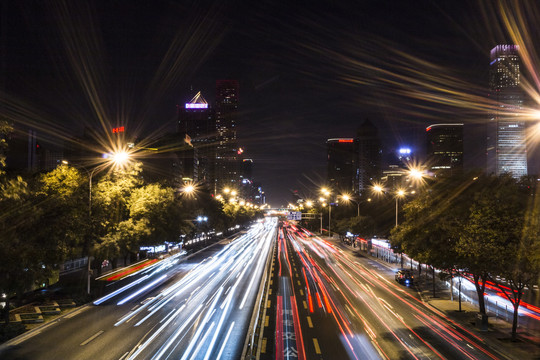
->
left=260, top=222, right=520, bottom=360
left=0, top=218, right=277, bottom=360
left=2, top=218, right=537, bottom=359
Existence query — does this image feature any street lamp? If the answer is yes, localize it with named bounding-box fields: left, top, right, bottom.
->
left=372, top=185, right=406, bottom=228
left=395, top=189, right=406, bottom=227
left=320, top=187, right=333, bottom=236
left=74, top=150, right=131, bottom=295
left=341, top=194, right=360, bottom=217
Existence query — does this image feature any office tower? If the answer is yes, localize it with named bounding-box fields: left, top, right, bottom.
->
left=487, top=45, right=527, bottom=177
left=214, top=80, right=240, bottom=192
left=327, top=138, right=358, bottom=194
left=426, top=123, right=463, bottom=176
left=177, top=91, right=216, bottom=186
left=178, top=91, right=215, bottom=140
left=356, top=119, right=381, bottom=194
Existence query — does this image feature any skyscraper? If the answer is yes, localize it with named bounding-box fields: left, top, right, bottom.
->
left=356, top=119, right=381, bottom=194
left=487, top=45, right=527, bottom=178
left=177, top=91, right=216, bottom=186
left=326, top=138, right=358, bottom=194
left=426, top=123, right=463, bottom=176
left=214, top=80, right=240, bottom=192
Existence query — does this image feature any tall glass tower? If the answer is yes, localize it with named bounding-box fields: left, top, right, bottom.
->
left=487, top=45, right=527, bottom=178
left=214, top=80, right=240, bottom=192
left=426, top=123, right=463, bottom=176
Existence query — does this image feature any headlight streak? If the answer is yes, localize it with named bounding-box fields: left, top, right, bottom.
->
left=115, top=293, right=163, bottom=326
left=179, top=286, right=224, bottom=360
left=239, top=231, right=271, bottom=309
left=203, top=281, right=237, bottom=360
left=93, top=275, right=149, bottom=305
left=137, top=303, right=203, bottom=360
left=215, top=321, right=235, bottom=360
left=117, top=275, right=167, bottom=305
left=189, top=321, right=216, bottom=360
left=118, top=219, right=277, bottom=360
left=127, top=303, right=193, bottom=360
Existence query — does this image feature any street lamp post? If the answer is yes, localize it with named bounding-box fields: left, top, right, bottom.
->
left=373, top=185, right=405, bottom=228
left=341, top=194, right=360, bottom=217
left=320, top=187, right=333, bottom=237
left=70, top=150, right=130, bottom=295
left=86, top=166, right=100, bottom=295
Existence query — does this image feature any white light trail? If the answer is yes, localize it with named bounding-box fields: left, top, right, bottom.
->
left=216, top=321, right=235, bottom=360
left=180, top=286, right=224, bottom=360
left=204, top=283, right=237, bottom=360
left=93, top=275, right=149, bottom=305
left=117, top=275, right=167, bottom=305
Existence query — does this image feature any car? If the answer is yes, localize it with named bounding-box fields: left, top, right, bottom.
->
left=395, top=269, right=414, bottom=285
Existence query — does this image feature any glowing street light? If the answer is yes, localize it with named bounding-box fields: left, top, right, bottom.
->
left=341, top=194, right=360, bottom=217
left=320, top=187, right=334, bottom=236
left=373, top=185, right=406, bottom=227
left=112, top=151, right=129, bottom=166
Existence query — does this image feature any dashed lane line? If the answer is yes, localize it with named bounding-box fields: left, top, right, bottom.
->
left=313, top=338, right=322, bottom=354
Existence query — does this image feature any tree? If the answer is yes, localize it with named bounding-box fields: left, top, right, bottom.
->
left=0, top=123, right=58, bottom=322
left=392, top=172, right=483, bottom=299
left=37, top=164, right=87, bottom=259
left=461, top=176, right=540, bottom=339
left=92, top=163, right=143, bottom=267
left=458, top=175, right=522, bottom=317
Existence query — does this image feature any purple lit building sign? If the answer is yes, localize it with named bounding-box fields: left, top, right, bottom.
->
left=185, top=103, right=208, bottom=109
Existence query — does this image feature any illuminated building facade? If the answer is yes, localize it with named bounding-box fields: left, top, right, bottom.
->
left=177, top=91, right=216, bottom=186
left=326, top=138, right=358, bottom=194
left=426, top=123, right=463, bottom=176
left=487, top=45, right=527, bottom=178
left=356, top=119, right=381, bottom=194
left=214, top=80, right=240, bottom=192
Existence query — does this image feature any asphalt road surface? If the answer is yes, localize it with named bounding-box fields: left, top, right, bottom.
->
left=0, top=218, right=277, bottom=360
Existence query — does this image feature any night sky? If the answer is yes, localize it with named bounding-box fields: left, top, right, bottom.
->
left=2, top=1, right=540, bottom=206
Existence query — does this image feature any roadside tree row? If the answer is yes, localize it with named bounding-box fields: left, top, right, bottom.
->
left=0, top=121, right=263, bottom=320
left=391, top=172, right=540, bottom=339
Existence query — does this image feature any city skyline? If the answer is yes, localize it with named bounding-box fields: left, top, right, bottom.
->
left=2, top=1, right=540, bottom=206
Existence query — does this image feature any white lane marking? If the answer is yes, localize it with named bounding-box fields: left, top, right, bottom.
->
left=80, top=330, right=104, bottom=346
left=64, top=306, right=91, bottom=319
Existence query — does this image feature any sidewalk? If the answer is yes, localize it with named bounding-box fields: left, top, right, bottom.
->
left=332, top=238, right=540, bottom=359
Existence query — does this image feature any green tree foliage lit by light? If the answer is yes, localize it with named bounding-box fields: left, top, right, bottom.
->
left=392, top=172, right=540, bottom=340
left=0, top=121, right=56, bottom=323
left=0, top=128, right=263, bottom=315
left=37, top=164, right=88, bottom=259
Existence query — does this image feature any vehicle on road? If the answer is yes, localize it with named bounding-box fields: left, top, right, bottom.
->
left=395, top=269, right=414, bottom=285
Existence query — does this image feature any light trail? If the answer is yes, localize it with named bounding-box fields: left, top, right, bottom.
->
left=93, top=275, right=149, bottom=305
left=215, top=321, right=235, bottom=360
left=117, top=275, right=167, bottom=305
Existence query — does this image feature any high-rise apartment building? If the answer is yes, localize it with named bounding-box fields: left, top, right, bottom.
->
left=426, top=123, right=463, bottom=176
left=327, top=138, right=358, bottom=194
left=356, top=119, right=381, bottom=194
left=487, top=45, right=527, bottom=178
